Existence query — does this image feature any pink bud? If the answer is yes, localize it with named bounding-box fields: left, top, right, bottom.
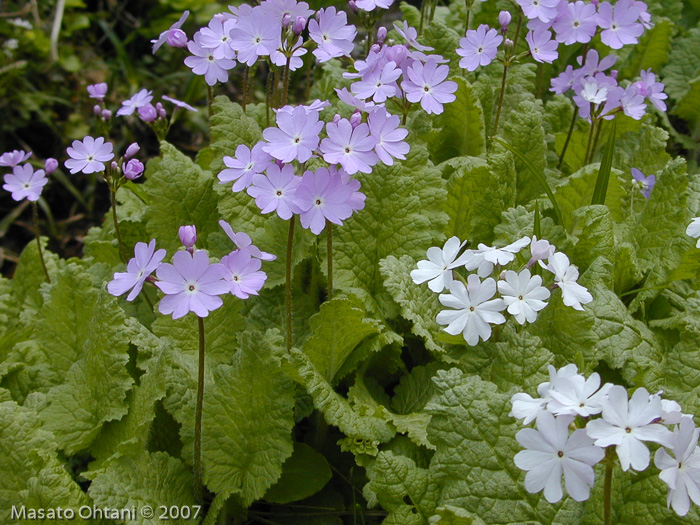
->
left=282, top=13, right=292, bottom=28
left=332, top=113, right=341, bottom=124
left=44, top=158, right=58, bottom=175
left=111, top=161, right=119, bottom=172
left=101, top=109, right=112, bottom=120
left=178, top=225, right=197, bottom=250
left=610, top=70, right=618, bottom=80
left=349, top=0, right=358, bottom=13
left=87, top=82, right=108, bottom=99
left=124, top=142, right=140, bottom=159
left=138, top=104, right=157, bottom=123
left=93, top=105, right=102, bottom=115
left=166, top=28, right=188, bottom=48
left=123, top=159, right=145, bottom=180
left=385, top=44, right=408, bottom=66
left=350, top=111, right=362, bottom=129
left=377, top=27, right=387, bottom=46
left=156, top=102, right=166, bottom=119
left=499, top=11, right=512, bottom=31
left=293, top=16, right=306, bottom=35
left=370, top=43, right=381, bottom=54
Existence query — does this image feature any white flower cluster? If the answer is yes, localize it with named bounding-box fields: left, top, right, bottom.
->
left=511, top=364, right=700, bottom=516
left=411, top=236, right=592, bottom=345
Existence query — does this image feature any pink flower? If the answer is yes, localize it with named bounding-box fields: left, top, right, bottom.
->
left=116, top=89, right=153, bottom=117
left=219, top=143, right=274, bottom=192
left=401, top=58, right=458, bottom=115
left=456, top=24, right=503, bottom=71
left=320, top=119, right=378, bottom=175
left=309, top=6, right=357, bottom=62
left=553, top=1, right=598, bottom=45
left=526, top=29, right=559, bottom=64
left=220, top=250, right=268, bottom=299
left=151, top=10, right=190, bottom=53
left=108, top=240, right=166, bottom=301
left=351, top=61, right=401, bottom=103
left=367, top=107, right=409, bottom=165
left=65, top=136, right=114, bottom=174
left=596, top=0, right=645, bottom=50
left=155, top=250, right=229, bottom=319
left=0, top=149, right=32, bottom=167
left=3, top=164, right=48, bottom=202
left=87, top=82, right=108, bottom=100
left=246, top=163, right=303, bottom=220
left=184, top=36, right=236, bottom=86
left=229, top=7, right=282, bottom=66
left=262, top=106, right=324, bottom=164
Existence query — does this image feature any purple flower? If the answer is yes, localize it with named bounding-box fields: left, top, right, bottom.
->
left=526, top=29, right=559, bottom=64
left=320, top=119, right=378, bottom=175
left=219, top=219, right=276, bottom=261
left=351, top=61, right=401, bottom=103
left=87, top=82, right=108, bottom=100
left=178, top=225, right=197, bottom=249
left=517, top=0, right=561, bottom=23
left=65, top=136, right=114, bottom=174
left=123, top=159, right=144, bottom=180
left=3, top=164, right=48, bottom=202
left=457, top=25, right=503, bottom=72
left=394, top=21, right=433, bottom=52
left=259, top=0, right=314, bottom=24
left=108, top=240, right=166, bottom=301
left=620, top=85, right=646, bottom=120
left=631, top=168, right=655, bottom=199
left=247, top=163, right=303, bottom=220
left=229, top=8, right=282, bottom=66
left=634, top=69, right=668, bottom=112
left=335, top=87, right=379, bottom=112
left=161, top=95, right=199, bottom=112
left=44, top=158, right=58, bottom=174
left=124, top=143, right=140, bottom=159
left=401, top=58, right=458, bottom=115
left=0, top=150, right=32, bottom=167
left=578, top=50, right=618, bottom=77
left=597, top=0, right=645, bottom=50
left=296, top=166, right=366, bottom=234
left=550, top=65, right=577, bottom=94
left=138, top=103, right=158, bottom=123
left=151, top=10, right=190, bottom=54
left=553, top=1, right=598, bottom=44
left=197, top=17, right=237, bottom=60
left=184, top=37, right=236, bottom=86
left=309, top=6, right=357, bottom=62
left=262, top=106, right=323, bottom=164
left=220, top=250, right=268, bottom=299
left=117, top=89, right=153, bottom=117
left=367, top=107, right=409, bottom=165
left=155, top=250, right=229, bottom=319
left=355, top=0, right=394, bottom=10
left=219, top=143, right=274, bottom=192
left=270, top=37, right=307, bottom=71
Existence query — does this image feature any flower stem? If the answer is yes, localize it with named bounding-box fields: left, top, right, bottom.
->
left=282, top=55, right=292, bottom=108
left=326, top=221, right=333, bottom=301
left=194, top=316, right=206, bottom=503
left=491, top=62, right=510, bottom=140
left=242, top=66, right=250, bottom=113
left=32, top=201, right=50, bottom=283
left=589, top=119, right=604, bottom=164
left=557, top=111, right=578, bottom=170
left=584, top=116, right=597, bottom=165
left=464, top=0, right=471, bottom=32
left=604, top=447, right=614, bottom=525
left=207, top=85, right=214, bottom=118
left=109, top=182, right=128, bottom=262
left=285, top=216, right=296, bottom=352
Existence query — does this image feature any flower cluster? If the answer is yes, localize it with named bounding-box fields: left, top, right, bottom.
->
left=108, top=220, right=270, bottom=318
left=1, top=149, right=51, bottom=203
left=510, top=365, right=700, bottom=516
left=411, top=236, right=592, bottom=345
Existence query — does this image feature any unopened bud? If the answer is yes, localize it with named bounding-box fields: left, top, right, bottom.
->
left=332, top=113, right=341, bottom=124
left=123, top=158, right=145, bottom=180
left=349, top=0, right=358, bottom=13
left=179, top=225, right=197, bottom=251
left=377, top=26, right=387, bottom=46
left=498, top=11, right=512, bottom=31
left=349, top=111, right=362, bottom=129
left=44, top=158, right=58, bottom=175
left=293, top=16, right=306, bottom=35
left=610, top=69, right=618, bottom=80
left=156, top=102, right=166, bottom=119
left=385, top=44, right=408, bottom=65
left=93, top=104, right=102, bottom=115
left=124, top=142, right=140, bottom=159
left=504, top=38, right=514, bottom=52
left=166, top=28, right=188, bottom=48
left=138, top=104, right=157, bottom=123
left=101, top=109, right=112, bottom=120
left=370, top=43, right=381, bottom=54
left=111, top=161, right=119, bottom=172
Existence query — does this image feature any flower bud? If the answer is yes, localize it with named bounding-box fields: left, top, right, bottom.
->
left=385, top=44, right=408, bottom=66
left=101, top=109, right=112, bottom=120
left=349, top=110, right=362, bottom=129
left=349, top=0, right=358, bottom=13
left=332, top=113, right=341, bottom=124
left=377, top=26, right=387, bottom=46
left=293, top=16, right=306, bottom=35
left=370, top=43, right=381, bottom=54
left=93, top=104, right=102, bottom=115
left=44, top=158, right=58, bottom=175
left=499, top=11, right=512, bottom=31
left=123, top=158, right=145, bottom=180
left=282, top=13, right=292, bottom=28
left=156, top=102, right=166, bottom=119
left=87, top=82, right=108, bottom=100
left=166, top=28, right=188, bottom=48
left=111, top=161, right=120, bottom=172
left=124, top=142, right=140, bottom=159
left=138, top=103, right=157, bottom=123
left=528, top=235, right=555, bottom=267
left=504, top=38, right=515, bottom=52
left=179, top=225, right=197, bottom=250
left=610, top=69, right=618, bottom=80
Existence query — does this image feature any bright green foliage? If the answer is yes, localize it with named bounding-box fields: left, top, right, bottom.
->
left=662, top=28, right=700, bottom=102
left=429, top=506, right=486, bottom=525
left=428, top=78, right=485, bottom=163
left=209, top=97, right=264, bottom=174
left=89, top=451, right=195, bottom=523
left=264, top=442, right=332, bottom=504
left=569, top=205, right=615, bottom=271
left=11, top=237, right=61, bottom=312
left=141, top=142, right=222, bottom=253
left=423, top=22, right=461, bottom=77
left=333, top=144, right=448, bottom=312
left=619, top=20, right=673, bottom=80
left=202, top=330, right=296, bottom=506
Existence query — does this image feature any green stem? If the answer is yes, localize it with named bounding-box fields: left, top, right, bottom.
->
left=326, top=221, right=333, bottom=301
left=266, top=66, right=274, bottom=127
left=557, top=110, right=578, bottom=170
left=285, top=216, right=296, bottom=352
left=604, top=447, right=614, bottom=525
left=109, top=183, right=128, bottom=262
left=589, top=118, right=604, bottom=164
left=282, top=55, right=292, bottom=108
left=207, top=85, right=214, bottom=118
left=194, top=316, right=206, bottom=503
left=32, top=201, right=50, bottom=283
left=464, top=0, right=471, bottom=32
left=491, top=62, right=510, bottom=139
left=242, top=66, right=249, bottom=113
left=584, top=116, right=597, bottom=165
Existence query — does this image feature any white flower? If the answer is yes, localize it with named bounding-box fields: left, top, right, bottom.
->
left=580, top=82, right=608, bottom=104
left=687, top=218, right=700, bottom=248
left=411, top=237, right=471, bottom=292
left=510, top=364, right=581, bottom=424
left=529, top=235, right=556, bottom=264
left=464, top=236, right=530, bottom=277
left=497, top=269, right=550, bottom=324
left=541, top=252, right=592, bottom=311
left=548, top=372, right=612, bottom=418
left=650, top=392, right=685, bottom=425
left=586, top=386, right=674, bottom=471
left=436, top=275, right=505, bottom=346
left=515, top=412, right=604, bottom=503
left=655, top=417, right=700, bottom=517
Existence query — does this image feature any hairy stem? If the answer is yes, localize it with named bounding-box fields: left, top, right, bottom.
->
left=194, top=316, right=206, bottom=503
left=285, top=216, right=296, bottom=352
left=464, top=0, right=471, bottom=32
left=109, top=183, right=128, bottom=262
left=32, top=201, right=50, bottom=283
left=491, top=63, right=510, bottom=140
left=242, top=66, right=249, bottom=113
left=326, top=221, right=333, bottom=301
left=282, top=55, right=292, bottom=108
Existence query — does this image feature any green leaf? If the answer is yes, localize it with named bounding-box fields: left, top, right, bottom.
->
left=334, top=144, right=448, bottom=312
left=399, top=2, right=422, bottom=29
left=570, top=205, right=615, bottom=272
left=264, top=442, right=332, bottom=504
left=11, top=237, right=60, bottom=312
left=661, top=27, right=700, bottom=102
left=673, top=77, right=700, bottom=126
left=209, top=96, right=264, bottom=175
left=429, top=505, right=486, bottom=524
left=591, top=119, right=617, bottom=205
left=141, top=142, right=221, bottom=253
left=89, top=451, right=195, bottom=524
left=618, top=20, right=673, bottom=80
left=202, top=330, right=296, bottom=507
left=427, top=78, right=485, bottom=162
left=422, top=22, right=462, bottom=77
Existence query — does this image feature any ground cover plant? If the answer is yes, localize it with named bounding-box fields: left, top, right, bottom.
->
left=3, top=0, right=700, bottom=523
